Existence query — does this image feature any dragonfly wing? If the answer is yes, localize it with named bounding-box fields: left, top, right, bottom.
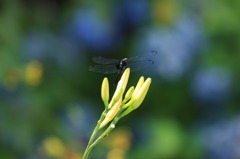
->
left=125, top=62, right=148, bottom=72
left=89, top=64, right=118, bottom=74
left=128, top=51, right=158, bottom=63
left=93, top=56, right=120, bottom=65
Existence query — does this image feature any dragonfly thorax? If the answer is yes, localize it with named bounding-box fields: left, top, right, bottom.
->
left=117, top=58, right=128, bottom=72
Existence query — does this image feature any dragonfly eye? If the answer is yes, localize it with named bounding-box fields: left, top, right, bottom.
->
left=122, top=58, right=128, bottom=62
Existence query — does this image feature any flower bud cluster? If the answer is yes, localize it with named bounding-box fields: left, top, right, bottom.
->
left=100, top=68, right=151, bottom=128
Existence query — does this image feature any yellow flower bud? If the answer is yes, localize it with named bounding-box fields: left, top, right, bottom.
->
left=101, top=78, right=109, bottom=107
left=119, top=68, right=130, bottom=92
left=123, top=86, right=135, bottom=103
left=132, top=76, right=144, bottom=97
left=120, top=78, right=151, bottom=117
left=122, top=76, right=144, bottom=108
left=122, top=99, right=134, bottom=109
left=109, top=68, right=130, bottom=109
left=100, top=98, right=122, bottom=128
left=131, top=78, right=151, bottom=109
left=108, top=88, right=123, bottom=109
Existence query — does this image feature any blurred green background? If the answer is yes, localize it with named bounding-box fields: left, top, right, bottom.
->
left=0, top=0, right=240, bottom=159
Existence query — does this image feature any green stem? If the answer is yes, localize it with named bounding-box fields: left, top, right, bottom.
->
left=89, top=119, right=118, bottom=150
left=88, top=108, right=124, bottom=150
left=82, top=108, right=107, bottom=159
left=82, top=107, right=125, bottom=159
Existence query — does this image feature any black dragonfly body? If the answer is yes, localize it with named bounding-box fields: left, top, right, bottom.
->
left=89, top=51, right=157, bottom=83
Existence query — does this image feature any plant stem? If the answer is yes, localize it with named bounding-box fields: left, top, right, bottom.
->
left=82, top=107, right=125, bottom=159
left=83, top=122, right=116, bottom=159
left=89, top=120, right=117, bottom=149
left=88, top=108, right=124, bottom=150
left=82, top=109, right=107, bottom=159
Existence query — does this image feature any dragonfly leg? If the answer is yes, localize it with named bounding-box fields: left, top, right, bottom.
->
left=114, top=72, right=122, bottom=85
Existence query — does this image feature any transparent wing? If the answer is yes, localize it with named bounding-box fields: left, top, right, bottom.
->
left=93, top=56, right=120, bottom=65
left=125, top=61, right=153, bottom=72
left=89, top=64, right=118, bottom=74
left=128, top=51, right=158, bottom=64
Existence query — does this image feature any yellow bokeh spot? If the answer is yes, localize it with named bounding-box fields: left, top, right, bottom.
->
left=43, top=137, right=65, bottom=158
left=151, top=0, right=179, bottom=26
left=71, top=153, right=82, bottom=159
left=112, top=130, right=132, bottom=150
left=107, top=148, right=125, bottom=159
left=25, top=61, right=43, bottom=86
left=64, top=149, right=83, bottom=159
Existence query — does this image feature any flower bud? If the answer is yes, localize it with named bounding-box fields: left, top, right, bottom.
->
left=100, top=98, right=122, bottom=128
left=131, top=78, right=151, bottom=109
left=101, top=78, right=109, bottom=107
left=120, top=78, right=151, bottom=117
left=109, top=68, right=130, bottom=108
left=123, top=86, right=134, bottom=103
left=132, top=76, right=144, bottom=97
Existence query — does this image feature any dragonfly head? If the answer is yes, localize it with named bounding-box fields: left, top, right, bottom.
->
left=122, top=58, right=128, bottom=63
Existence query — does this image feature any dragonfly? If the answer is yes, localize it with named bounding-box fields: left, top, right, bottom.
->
left=89, top=51, right=158, bottom=84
